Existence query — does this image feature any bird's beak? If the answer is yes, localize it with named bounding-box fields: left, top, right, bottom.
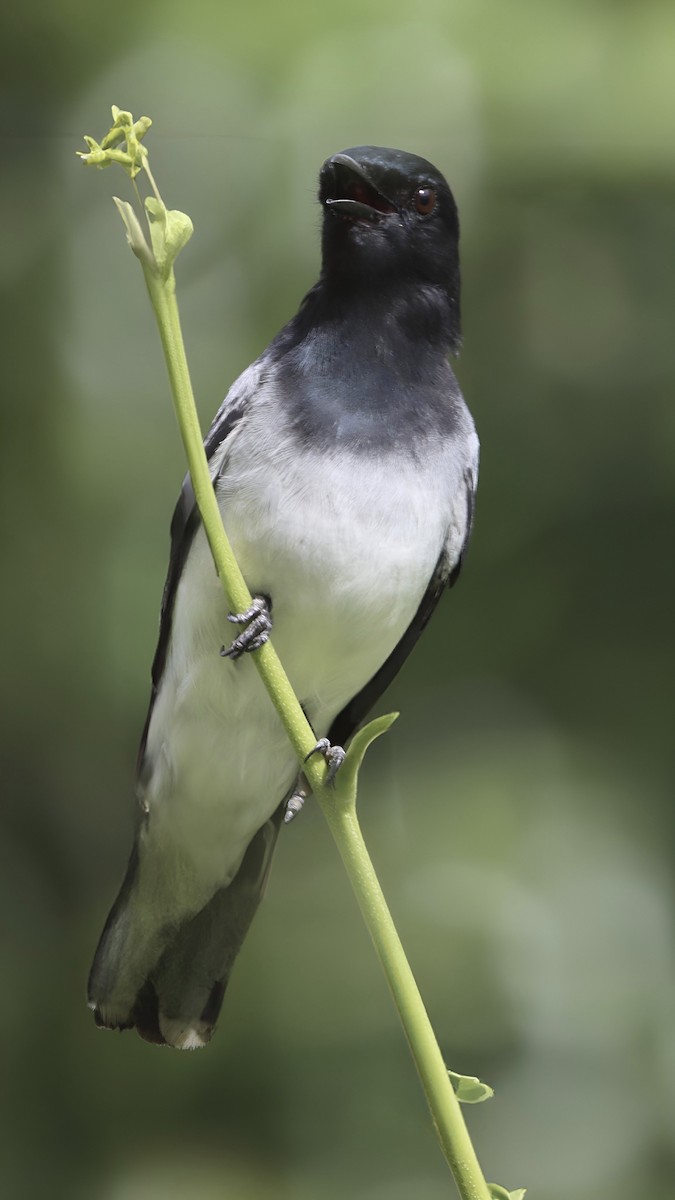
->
left=322, top=154, right=398, bottom=223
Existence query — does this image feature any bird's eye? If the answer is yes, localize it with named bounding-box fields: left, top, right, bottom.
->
left=413, top=187, right=436, bottom=215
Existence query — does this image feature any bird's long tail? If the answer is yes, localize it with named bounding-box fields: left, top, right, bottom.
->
left=87, top=808, right=283, bottom=1048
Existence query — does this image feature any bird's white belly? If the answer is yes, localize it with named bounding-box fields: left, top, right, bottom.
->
left=221, top=440, right=449, bottom=724
left=142, top=438, right=452, bottom=899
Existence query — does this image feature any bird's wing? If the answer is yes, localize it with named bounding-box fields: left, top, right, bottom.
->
left=328, top=462, right=477, bottom=748
left=137, top=360, right=266, bottom=771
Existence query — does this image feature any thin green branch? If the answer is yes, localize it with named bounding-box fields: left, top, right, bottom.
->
left=77, top=107, right=524, bottom=1200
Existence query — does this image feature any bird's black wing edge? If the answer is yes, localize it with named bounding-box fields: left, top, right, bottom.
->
left=328, top=466, right=477, bottom=748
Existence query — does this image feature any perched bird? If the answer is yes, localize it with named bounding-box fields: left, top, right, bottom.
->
left=88, top=145, right=479, bottom=1049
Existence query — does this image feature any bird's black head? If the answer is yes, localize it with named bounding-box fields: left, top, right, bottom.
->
left=318, top=145, right=461, bottom=348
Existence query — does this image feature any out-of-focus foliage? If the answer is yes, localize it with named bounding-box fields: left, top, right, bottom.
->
left=1, top=2, right=674, bottom=1198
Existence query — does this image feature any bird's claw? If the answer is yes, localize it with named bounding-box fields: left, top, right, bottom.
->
left=304, top=737, right=346, bottom=787
left=220, top=595, right=272, bottom=660
left=284, top=789, right=307, bottom=824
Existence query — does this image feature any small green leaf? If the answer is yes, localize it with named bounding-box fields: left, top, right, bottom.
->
left=334, top=712, right=399, bottom=804
left=113, top=197, right=154, bottom=268
left=448, top=1069, right=494, bottom=1103
left=488, top=1185, right=527, bottom=1199
left=145, top=198, right=194, bottom=277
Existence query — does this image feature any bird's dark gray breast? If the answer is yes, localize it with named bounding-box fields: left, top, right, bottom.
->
left=270, top=329, right=464, bottom=456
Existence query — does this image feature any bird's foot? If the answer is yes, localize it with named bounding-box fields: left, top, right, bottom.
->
left=220, top=595, right=272, bottom=660
left=304, top=737, right=346, bottom=787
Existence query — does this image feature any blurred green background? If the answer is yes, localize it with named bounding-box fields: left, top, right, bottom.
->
left=2, top=1, right=674, bottom=1197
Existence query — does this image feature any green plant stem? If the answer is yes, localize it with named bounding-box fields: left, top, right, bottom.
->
left=321, top=796, right=492, bottom=1200
left=141, top=255, right=492, bottom=1200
